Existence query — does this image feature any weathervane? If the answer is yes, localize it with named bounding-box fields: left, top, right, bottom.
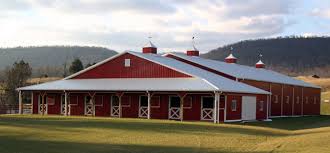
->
left=259, top=53, right=263, bottom=60
left=192, top=36, right=195, bottom=46
left=230, top=46, right=233, bottom=54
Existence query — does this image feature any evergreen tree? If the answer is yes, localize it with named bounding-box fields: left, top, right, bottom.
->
left=4, top=60, right=32, bottom=104
left=69, top=58, right=84, bottom=74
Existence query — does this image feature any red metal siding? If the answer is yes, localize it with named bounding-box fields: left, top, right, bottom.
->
left=302, top=87, right=321, bottom=115
left=150, top=94, right=169, bottom=119
left=293, top=86, right=303, bottom=115
left=183, top=95, right=202, bottom=121
left=32, top=92, right=39, bottom=114
left=94, top=94, right=111, bottom=117
left=270, top=83, right=282, bottom=116
left=69, top=94, right=84, bottom=115
left=226, top=95, right=242, bottom=120
left=121, top=94, right=139, bottom=118
left=73, top=53, right=191, bottom=79
left=256, top=95, right=268, bottom=120
left=282, top=85, right=293, bottom=116
left=47, top=94, right=61, bottom=115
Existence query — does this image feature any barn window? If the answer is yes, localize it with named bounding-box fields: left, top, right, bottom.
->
left=259, top=101, right=264, bottom=111
left=95, top=95, right=103, bottom=107
left=151, top=96, right=160, bottom=108
left=202, top=97, right=214, bottom=108
left=273, top=95, right=278, bottom=103
left=286, top=96, right=290, bottom=104
left=140, top=96, right=148, bottom=107
left=183, top=96, right=192, bottom=109
left=124, top=59, right=131, bottom=67
left=70, top=95, right=78, bottom=106
left=296, top=97, right=300, bottom=104
left=305, top=97, right=309, bottom=104
left=47, top=96, right=55, bottom=105
left=121, top=96, right=131, bottom=107
left=84, top=96, right=93, bottom=105
left=314, top=97, right=317, bottom=104
left=231, top=100, right=237, bottom=111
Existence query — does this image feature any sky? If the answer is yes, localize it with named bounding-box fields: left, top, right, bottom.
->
left=0, top=0, right=329, bottom=53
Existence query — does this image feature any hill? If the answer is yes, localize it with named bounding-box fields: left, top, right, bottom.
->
left=202, top=37, right=330, bottom=76
left=0, top=46, right=117, bottom=77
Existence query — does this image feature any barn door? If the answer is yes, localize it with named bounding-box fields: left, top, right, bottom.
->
left=242, top=96, right=256, bottom=121
left=38, top=95, right=48, bottom=114
left=84, top=96, right=94, bottom=116
left=111, top=96, right=120, bottom=117
left=169, top=96, right=181, bottom=120
left=139, top=96, right=148, bottom=118
left=201, top=97, right=214, bottom=121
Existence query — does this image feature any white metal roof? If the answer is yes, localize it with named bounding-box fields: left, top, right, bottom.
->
left=18, top=78, right=217, bottom=91
left=225, top=53, right=237, bottom=59
left=166, top=52, right=320, bottom=88
left=144, top=41, right=157, bottom=48
left=256, top=60, right=265, bottom=65
left=128, top=51, right=269, bottom=94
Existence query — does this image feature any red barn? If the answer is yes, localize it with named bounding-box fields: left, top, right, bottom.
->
left=17, top=42, right=321, bottom=123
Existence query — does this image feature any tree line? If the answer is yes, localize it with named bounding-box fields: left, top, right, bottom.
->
left=0, top=58, right=88, bottom=105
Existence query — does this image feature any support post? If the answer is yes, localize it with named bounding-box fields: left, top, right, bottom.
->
left=147, top=91, right=151, bottom=119
left=180, top=97, right=184, bottom=122
left=224, top=95, right=227, bottom=122
left=64, top=91, right=68, bottom=116
left=214, top=92, right=219, bottom=124
left=18, top=90, right=23, bottom=114
left=41, top=93, right=45, bottom=116
left=266, top=95, right=269, bottom=120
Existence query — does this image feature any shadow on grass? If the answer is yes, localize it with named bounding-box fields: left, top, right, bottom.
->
left=0, top=115, right=287, bottom=137
left=233, top=115, right=330, bottom=131
left=0, top=135, right=268, bottom=153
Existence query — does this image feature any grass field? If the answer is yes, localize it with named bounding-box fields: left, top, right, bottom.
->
left=1, top=115, right=330, bottom=153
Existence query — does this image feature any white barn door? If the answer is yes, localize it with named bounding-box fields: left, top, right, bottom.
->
left=242, top=96, right=256, bottom=121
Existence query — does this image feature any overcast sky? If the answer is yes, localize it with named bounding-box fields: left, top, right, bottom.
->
left=0, top=0, right=329, bottom=53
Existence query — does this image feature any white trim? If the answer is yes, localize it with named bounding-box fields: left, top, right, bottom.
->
left=224, top=119, right=242, bottom=123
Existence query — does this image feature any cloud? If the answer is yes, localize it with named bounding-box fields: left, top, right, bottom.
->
left=0, top=0, right=305, bottom=52
left=311, top=8, right=330, bottom=19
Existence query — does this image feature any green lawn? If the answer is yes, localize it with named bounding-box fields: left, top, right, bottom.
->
left=0, top=115, right=330, bottom=153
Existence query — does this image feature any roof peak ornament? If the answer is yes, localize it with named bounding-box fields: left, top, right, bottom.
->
left=225, top=47, right=237, bottom=63
left=186, top=36, right=200, bottom=56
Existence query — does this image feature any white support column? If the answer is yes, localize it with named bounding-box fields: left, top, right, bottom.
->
left=224, top=95, right=227, bottom=122
left=64, top=91, right=68, bottom=116
left=213, top=92, right=219, bottom=124
left=31, top=92, right=34, bottom=114
left=180, top=97, right=184, bottom=122
left=147, top=91, right=151, bottom=120
left=18, top=90, right=23, bottom=114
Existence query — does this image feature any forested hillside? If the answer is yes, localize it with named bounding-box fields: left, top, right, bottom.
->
left=203, top=37, right=330, bottom=76
left=0, top=46, right=117, bottom=77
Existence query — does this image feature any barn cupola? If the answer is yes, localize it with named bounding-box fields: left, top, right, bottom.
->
left=142, top=37, right=157, bottom=54
left=186, top=37, right=199, bottom=56
left=225, top=47, right=237, bottom=64
left=255, top=54, right=265, bottom=68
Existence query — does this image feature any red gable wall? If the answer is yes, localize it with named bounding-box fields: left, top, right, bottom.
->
left=72, top=53, right=191, bottom=79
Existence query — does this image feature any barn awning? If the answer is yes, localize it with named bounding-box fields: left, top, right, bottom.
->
left=17, top=78, right=218, bottom=92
